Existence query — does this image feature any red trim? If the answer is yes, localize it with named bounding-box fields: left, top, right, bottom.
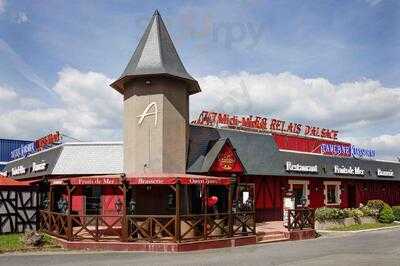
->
left=50, top=174, right=231, bottom=186
left=127, top=176, right=230, bottom=186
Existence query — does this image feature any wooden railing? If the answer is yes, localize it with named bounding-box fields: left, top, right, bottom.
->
left=287, top=208, right=315, bottom=230
left=39, top=210, right=256, bottom=243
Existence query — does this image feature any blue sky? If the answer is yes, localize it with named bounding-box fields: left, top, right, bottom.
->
left=0, top=0, right=399, bottom=160
left=1, top=1, right=399, bottom=94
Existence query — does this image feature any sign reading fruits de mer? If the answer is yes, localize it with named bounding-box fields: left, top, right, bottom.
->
left=194, top=111, right=339, bottom=140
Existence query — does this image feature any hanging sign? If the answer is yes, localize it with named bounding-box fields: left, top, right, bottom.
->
left=193, top=111, right=339, bottom=140
left=377, top=169, right=394, bottom=177
left=334, top=165, right=365, bottom=176
left=285, top=161, right=318, bottom=173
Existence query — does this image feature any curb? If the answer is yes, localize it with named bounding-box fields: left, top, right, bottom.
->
left=318, top=224, right=400, bottom=234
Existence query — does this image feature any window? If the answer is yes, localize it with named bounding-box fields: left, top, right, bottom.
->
left=327, top=185, right=337, bottom=204
left=324, top=181, right=341, bottom=206
left=288, top=180, right=309, bottom=207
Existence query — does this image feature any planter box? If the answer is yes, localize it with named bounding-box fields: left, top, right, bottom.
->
left=316, top=217, right=356, bottom=230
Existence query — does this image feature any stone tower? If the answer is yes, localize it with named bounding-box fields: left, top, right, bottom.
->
left=110, top=10, right=200, bottom=175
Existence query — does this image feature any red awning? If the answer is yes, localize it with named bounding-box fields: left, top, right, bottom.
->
left=0, top=176, right=30, bottom=187
left=69, top=175, right=121, bottom=186
left=50, top=174, right=231, bottom=186
left=127, top=173, right=231, bottom=186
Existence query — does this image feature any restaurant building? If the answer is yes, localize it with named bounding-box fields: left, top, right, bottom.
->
left=2, top=10, right=400, bottom=250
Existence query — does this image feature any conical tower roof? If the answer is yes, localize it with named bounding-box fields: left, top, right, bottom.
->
left=111, top=10, right=200, bottom=94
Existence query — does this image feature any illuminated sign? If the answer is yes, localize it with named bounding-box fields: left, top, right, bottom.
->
left=321, top=143, right=351, bottom=157
left=351, top=146, right=376, bottom=159
left=10, top=142, right=35, bottom=160
left=35, top=131, right=61, bottom=151
left=10, top=131, right=62, bottom=160
left=285, top=161, right=318, bottom=173
left=193, top=111, right=339, bottom=140
left=334, top=165, right=365, bottom=176
left=11, top=166, right=26, bottom=176
left=377, top=169, right=394, bottom=177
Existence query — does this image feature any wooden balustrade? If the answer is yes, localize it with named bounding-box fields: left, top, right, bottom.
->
left=287, top=208, right=315, bottom=230
left=39, top=210, right=256, bottom=243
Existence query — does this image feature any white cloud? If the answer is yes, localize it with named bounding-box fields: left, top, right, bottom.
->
left=0, top=67, right=122, bottom=141
left=0, top=0, right=5, bottom=14
left=346, top=134, right=400, bottom=162
left=0, top=84, right=17, bottom=101
left=192, top=72, right=400, bottom=129
left=365, top=0, right=383, bottom=6
left=16, top=12, right=28, bottom=23
left=1, top=68, right=399, bottom=161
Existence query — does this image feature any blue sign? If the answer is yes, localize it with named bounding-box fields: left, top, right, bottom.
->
left=10, top=142, right=36, bottom=160
left=351, top=145, right=376, bottom=159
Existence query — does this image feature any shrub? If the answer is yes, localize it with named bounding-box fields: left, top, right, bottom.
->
left=344, top=208, right=364, bottom=219
left=360, top=206, right=379, bottom=218
left=315, top=207, right=346, bottom=222
left=392, top=206, right=400, bottom=221
left=378, top=205, right=395, bottom=223
left=366, top=200, right=389, bottom=211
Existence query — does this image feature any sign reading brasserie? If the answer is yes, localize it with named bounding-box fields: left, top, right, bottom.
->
left=193, top=111, right=339, bottom=140
left=286, top=161, right=318, bottom=173
left=334, top=165, right=365, bottom=176
left=377, top=169, right=394, bottom=177
left=10, top=131, right=62, bottom=160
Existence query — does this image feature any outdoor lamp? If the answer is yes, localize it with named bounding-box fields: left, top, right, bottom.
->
left=115, top=198, right=123, bottom=213
left=167, top=193, right=175, bottom=209
left=300, top=196, right=307, bottom=207
left=129, top=199, right=136, bottom=214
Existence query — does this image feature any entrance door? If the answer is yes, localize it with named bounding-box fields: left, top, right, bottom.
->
left=293, top=184, right=304, bottom=207
left=347, top=185, right=357, bottom=208
left=84, top=186, right=102, bottom=215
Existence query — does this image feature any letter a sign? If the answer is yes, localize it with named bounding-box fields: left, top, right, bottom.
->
left=137, top=102, right=158, bottom=126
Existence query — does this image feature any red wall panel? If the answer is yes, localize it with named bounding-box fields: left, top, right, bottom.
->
left=272, top=133, right=351, bottom=155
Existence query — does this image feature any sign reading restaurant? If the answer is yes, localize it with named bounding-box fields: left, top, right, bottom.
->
left=286, top=161, right=318, bottom=173
left=194, top=111, right=339, bottom=140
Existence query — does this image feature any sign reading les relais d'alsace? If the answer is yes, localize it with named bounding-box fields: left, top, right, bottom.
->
left=193, top=111, right=339, bottom=140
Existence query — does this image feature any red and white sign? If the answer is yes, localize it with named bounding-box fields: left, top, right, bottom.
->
left=128, top=176, right=231, bottom=186
left=193, top=111, right=339, bottom=140
left=35, top=131, right=62, bottom=151
left=70, top=177, right=121, bottom=185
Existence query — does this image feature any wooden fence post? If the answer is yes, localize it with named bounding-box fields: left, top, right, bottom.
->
left=121, top=183, right=128, bottom=242
left=175, top=182, right=181, bottom=243
left=228, top=183, right=233, bottom=237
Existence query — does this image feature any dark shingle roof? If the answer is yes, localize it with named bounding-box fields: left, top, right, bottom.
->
left=188, top=125, right=400, bottom=182
left=110, top=10, right=200, bottom=94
